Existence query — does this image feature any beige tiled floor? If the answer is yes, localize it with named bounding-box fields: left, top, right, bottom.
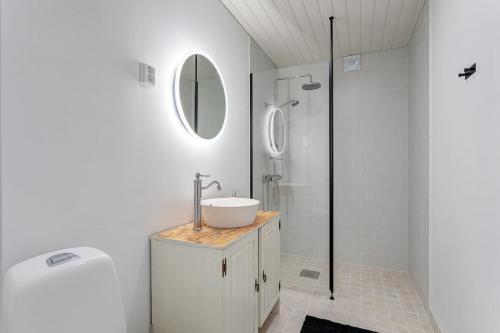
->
left=261, top=256, right=434, bottom=333
left=280, top=253, right=330, bottom=294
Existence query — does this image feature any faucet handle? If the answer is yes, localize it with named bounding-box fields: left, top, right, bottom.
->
left=195, top=172, right=210, bottom=180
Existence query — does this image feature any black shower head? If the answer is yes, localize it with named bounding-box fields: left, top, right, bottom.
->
left=302, top=81, right=322, bottom=90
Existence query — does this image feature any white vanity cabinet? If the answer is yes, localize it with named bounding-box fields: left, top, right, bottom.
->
left=258, top=217, right=280, bottom=326
left=151, top=212, right=280, bottom=333
left=223, top=231, right=259, bottom=333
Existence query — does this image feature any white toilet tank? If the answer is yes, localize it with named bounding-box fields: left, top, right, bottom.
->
left=1, top=247, right=127, bottom=333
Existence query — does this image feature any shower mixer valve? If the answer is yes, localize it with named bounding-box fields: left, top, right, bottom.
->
left=262, top=174, right=282, bottom=183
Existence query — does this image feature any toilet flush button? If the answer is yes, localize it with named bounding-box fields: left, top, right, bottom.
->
left=46, top=252, right=80, bottom=267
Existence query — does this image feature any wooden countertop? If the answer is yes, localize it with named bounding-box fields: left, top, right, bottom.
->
left=151, top=211, right=280, bottom=249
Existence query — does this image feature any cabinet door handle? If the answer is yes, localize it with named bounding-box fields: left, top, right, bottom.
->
left=262, top=271, right=267, bottom=283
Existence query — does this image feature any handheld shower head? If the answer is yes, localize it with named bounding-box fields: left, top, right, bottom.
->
left=279, top=99, right=299, bottom=108
left=302, top=81, right=322, bottom=90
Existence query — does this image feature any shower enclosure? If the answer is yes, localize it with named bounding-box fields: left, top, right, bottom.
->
left=251, top=63, right=330, bottom=295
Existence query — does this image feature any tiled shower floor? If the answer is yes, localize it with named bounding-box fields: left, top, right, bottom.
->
left=261, top=254, right=435, bottom=333
left=280, top=253, right=330, bottom=294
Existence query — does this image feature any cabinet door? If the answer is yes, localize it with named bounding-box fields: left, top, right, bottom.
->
left=223, top=232, right=259, bottom=333
left=259, top=218, right=280, bottom=326
left=151, top=241, right=224, bottom=333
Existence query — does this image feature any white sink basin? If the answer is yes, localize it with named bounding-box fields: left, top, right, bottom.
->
left=201, top=197, right=260, bottom=228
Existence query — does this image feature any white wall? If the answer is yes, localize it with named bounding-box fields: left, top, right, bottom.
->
left=334, top=49, right=409, bottom=271
left=252, top=50, right=409, bottom=269
left=0, top=0, right=250, bottom=332
left=250, top=37, right=276, bottom=73
left=430, top=0, right=500, bottom=332
left=408, top=2, right=429, bottom=306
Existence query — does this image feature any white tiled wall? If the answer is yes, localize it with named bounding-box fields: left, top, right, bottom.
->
left=250, top=39, right=278, bottom=210
left=252, top=68, right=278, bottom=207
left=253, top=62, right=330, bottom=260
left=408, top=2, right=429, bottom=306
left=253, top=48, right=409, bottom=270
left=334, top=49, right=409, bottom=271
left=277, top=63, right=330, bottom=260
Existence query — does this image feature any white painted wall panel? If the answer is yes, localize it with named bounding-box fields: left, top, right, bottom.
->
left=222, top=0, right=426, bottom=66
left=360, top=0, right=375, bottom=54
left=430, top=0, right=500, bottom=331
left=371, top=0, right=390, bottom=52
left=0, top=0, right=250, bottom=332
left=346, top=0, right=362, bottom=55
left=250, top=38, right=277, bottom=73
left=381, top=0, right=404, bottom=51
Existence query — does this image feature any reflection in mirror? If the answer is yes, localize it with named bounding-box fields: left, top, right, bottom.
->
left=273, top=109, right=285, bottom=153
left=175, top=54, right=226, bottom=140
left=267, top=106, right=286, bottom=156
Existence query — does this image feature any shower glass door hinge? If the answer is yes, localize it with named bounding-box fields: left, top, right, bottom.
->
left=255, top=279, right=260, bottom=292
left=222, top=258, right=227, bottom=277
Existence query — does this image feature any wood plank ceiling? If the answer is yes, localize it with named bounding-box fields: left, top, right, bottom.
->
left=220, top=0, right=427, bottom=67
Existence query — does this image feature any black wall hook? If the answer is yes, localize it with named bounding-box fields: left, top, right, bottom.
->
left=459, top=63, right=476, bottom=80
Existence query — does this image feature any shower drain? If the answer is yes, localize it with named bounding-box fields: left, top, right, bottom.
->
left=299, top=269, right=320, bottom=279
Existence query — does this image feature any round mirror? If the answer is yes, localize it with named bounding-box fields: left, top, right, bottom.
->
left=267, top=106, right=286, bottom=156
left=174, top=53, right=227, bottom=140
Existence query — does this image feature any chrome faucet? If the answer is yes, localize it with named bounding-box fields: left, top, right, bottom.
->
left=193, top=172, right=222, bottom=231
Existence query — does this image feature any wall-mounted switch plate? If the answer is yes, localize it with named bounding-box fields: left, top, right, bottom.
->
left=344, top=54, right=361, bottom=72
left=139, top=63, right=155, bottom=87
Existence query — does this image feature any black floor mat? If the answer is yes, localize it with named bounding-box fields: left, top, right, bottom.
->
left=300, top=315, right=378, bottom=333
